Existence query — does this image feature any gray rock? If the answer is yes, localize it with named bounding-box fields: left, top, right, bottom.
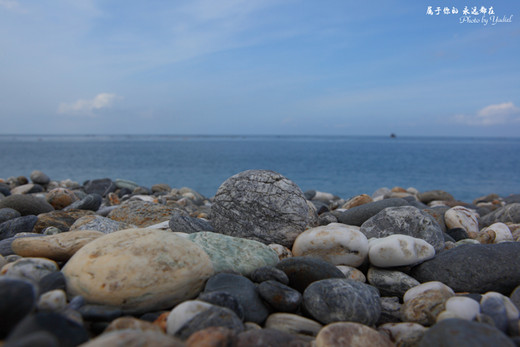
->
left=250, top=266, right=289, bottom=285
left=63, top=194, right=102, bottom=212
left=236, top=328, right=308, bottom=347
left=83, top=178, right=116, bottom=197
left=423, top=206, right=450, bottom=233
left=197, top=291, right=245, bottom=320
left=367, top=268, right=420, bottom=298
left=480, top=203, right=520, bottom=228
left=30, top=170, right=51, bottom=185
left=480, top=295, right=509, bottom=332
left=258, top=280, right=302, bottom=312
left=275, top=257, right=345, bottom=293
left=334, top=198, right=409, bottom=226
left=0, top=278, right=38, bottom=338
left=360, top=206, right=445, bottom=252
left=175, top=305, right=244, bottom=340
left=318, top=212, right=338, bottom=225
left=504, top=194, right=520, bottom=204
left=0, top=208, right=21, bottom=224
left=377, top=296, right=402, bottom=324
left=510, top=286, right=520, bottom=311
left=0, top=194, right=54, bottom=216
left=169, top=211, right=214, bottom=233
left=418, top=318, right=514, bottom=347
left=0, top=183, right=11, bottom=196
left=303, top=278, right=381, bottom=325
left=69, top=215, right=135, bottom=234
left=417, top=190, right=455, bottom=204
left=0, top=215, right=38, bottom=241
left=211, top=170, right=317, bottom=248
left=411, top=243, right=520, bottom=295
left=203, top=273, right=269, bottom=324
left=78, top=304, right=123, bottom=322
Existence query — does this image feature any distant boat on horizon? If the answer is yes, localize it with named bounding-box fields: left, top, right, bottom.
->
left=390, top=133, right=396, bottom=138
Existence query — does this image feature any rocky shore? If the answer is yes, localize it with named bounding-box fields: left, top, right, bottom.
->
left=1, top=169, right=520, bottom=347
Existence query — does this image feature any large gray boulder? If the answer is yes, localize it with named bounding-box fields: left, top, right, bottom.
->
left=360, top=206, right=445, bottom=252
left=480, top=203, right=520, bottom=228
left=211, top=170, right=317, bottom=248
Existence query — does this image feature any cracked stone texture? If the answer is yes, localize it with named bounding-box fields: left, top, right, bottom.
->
left=210, top=170, right=317, bottom=248
left=303, top=278, right=381, bottom=326
left=360, top=206, right=445, bottom=252
left=480, top=203, right=520, bottom=228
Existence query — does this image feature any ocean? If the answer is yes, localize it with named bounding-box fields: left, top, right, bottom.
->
left=1, top=135, right=519, bottom=202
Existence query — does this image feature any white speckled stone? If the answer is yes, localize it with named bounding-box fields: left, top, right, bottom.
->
left=166, top=300, right=214, bottom=336
left=480, top=222, right=513, bottom=243
left=268, top=244, right=292, bottom=260
left=1, top=257, right=59, bottom=282
left=445, top=206, right=479, bottom=237
left=403, top=281, right=455, bottom=303
left=336, top=265, right=366, bottom=282
left=37, top=289, right=68, bottom=311
left=292, top=223, right=368, bottom=267
left=368, top=234, right=435, bottom=267
left=439, top=296, right=480, bottom=321
left=378, top=322, right=427, bottom=346
left=62, top=228, right=214, bottom=314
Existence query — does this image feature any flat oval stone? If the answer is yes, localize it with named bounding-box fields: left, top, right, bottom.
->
left=417, top=318, right=514, bottom=347
left=480, top=222, right=513, bottom=243
left=411, top=243, right=520, bottom=294
left=335, top=198, right=409, bottom=226
left=379, top=322, right=427, bottom=346
left=440, top=296, right=480, bottom=321
left=368, top=234, right=435, bottom=267
left=166, top=300, right=214, bottom=336
left=34, top=209, right=95, bottom=233
left=401, top=282, right=455, bottom=326
left=292, top=223, right=368, bottom=267
left=0, top=207, right=21, bottom=224
left=37, top=289, right=68, bottom=312
left=275, top=256, right=345, bottom=292
left=175, top=305, right=245, bottom=340
left=12, top=230, right=104, bottom=261
left=303, top=278, right=381, bottom=325
left=30, top=170, right=51, bottom=185
left=236, top=328, right=309, bottom=347
left=169, top=211, right=214, bottom=233
left=46, top=188, right=79, bottom=210
left=316, top=322, right=394, bottom=347
left=62, top=228, right=214, bottom=314
left=186, top=231, right=279, bottom=276
left=211, top=170, right=317, bottom=248
left=63, top=194, right=102, bottom=212
left=0, top=194, right=54, bottom=216
left=361, top=206, right=445, bottom=252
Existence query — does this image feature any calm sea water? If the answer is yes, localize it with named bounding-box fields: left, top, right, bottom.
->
left=1, top=135, right=519, bottom=202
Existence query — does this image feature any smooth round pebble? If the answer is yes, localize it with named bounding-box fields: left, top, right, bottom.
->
left=292, top=223, right=368, bottom=267
left=445, top=206, right=480, bottom=237
left=79, top=329, right=184, bottom=347
left=441, top=296, right=480, bottom=321
left=1, top=257, right=59, bottom=282
left=0, top=277, right=37, bottom=338
left=316, top=322, right=394, bottom=347
left=303, top=278, right=381, bottom=325
left=367, top=267, right=420, bottom=298
left=250, top=266, right=289, bottom=285
left=264, top=313, right=322, bottom=338
left=336, top=265, right=366, bottom=282
left=368, top=234, right=435, bottom=267
left=258, top=280, right=302, bottom=312
left=38, top=289, right=68, bottom=312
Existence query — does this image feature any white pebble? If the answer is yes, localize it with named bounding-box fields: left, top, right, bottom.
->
left=368, top=234, right=435, bottom=268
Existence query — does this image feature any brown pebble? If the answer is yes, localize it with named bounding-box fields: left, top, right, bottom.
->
left=104, top=316, right=164, bottom=333
left=185, top=326, right=237, bottom=347
left=316, top=322, right=394, bottom=347
left=153, top=312, right=170, bottom=332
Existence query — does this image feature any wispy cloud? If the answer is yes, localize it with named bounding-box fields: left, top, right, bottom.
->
left=57, top=93, right=120, bottom=116
left=454, top=102, right=520, bottom=126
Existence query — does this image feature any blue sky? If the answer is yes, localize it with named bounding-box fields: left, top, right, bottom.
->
left=1, top=1, right=519, bottom=136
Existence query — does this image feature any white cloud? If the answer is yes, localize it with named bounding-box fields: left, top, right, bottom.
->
left=454, top=102, right=520, bottom=126
left=58, top=93, right=120, bottom=116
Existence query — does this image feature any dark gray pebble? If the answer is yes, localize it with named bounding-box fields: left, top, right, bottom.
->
left=78, top=304, right=123, bottom=322
left=38, top=272, right=66, bottom=295
left=303, top=278, right=381, bottom=325
left=203, top=273, right=269, bottom=324
left=0, top=194, right=54, bottom=216
left=258, top=280, right=302, bottom=312
left=418, top=318, right=514, bottom=347
left=250, top=266, right=289, bottom=285
left=175, top=306, right=244, bottom=341
left=169, top=211, right=214, bottom=234
left=83, top=178, right=116, bottom=197
left=198, top=291, right=245, bottom=320
left=334, top=198, right=409, bottom=226
left=275, top=256, right=345, bottom=293
left=446, top=227, right=469, bottom=241
left=0, top=278, right=37, bottom=338
left=0, top=208, right=21, bottom=224
left=0, top=215, right=38, bottom=241
left=63, top=193, right=102, bottom=212
left=4, top=312, right=89, bottom=347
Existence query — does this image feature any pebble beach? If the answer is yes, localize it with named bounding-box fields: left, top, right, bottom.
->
left=1, top=169, right=520, bottom=347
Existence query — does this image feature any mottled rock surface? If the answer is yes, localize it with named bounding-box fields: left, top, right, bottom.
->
left=211, top=170, right=317, bottom=248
